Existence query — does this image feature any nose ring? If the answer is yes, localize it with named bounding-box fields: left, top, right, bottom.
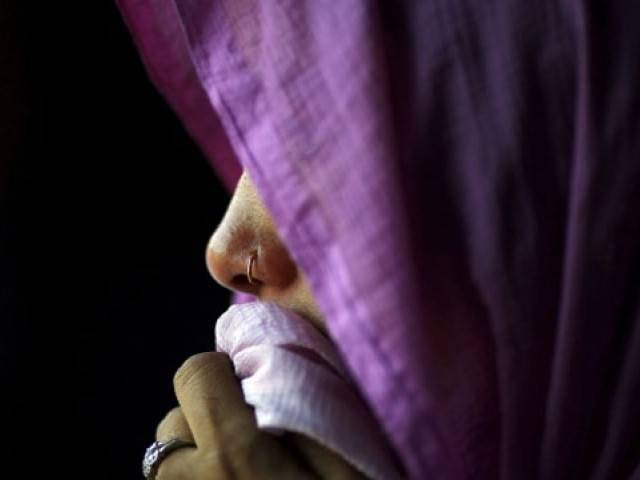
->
left=246, top=253, right=258, bottom=285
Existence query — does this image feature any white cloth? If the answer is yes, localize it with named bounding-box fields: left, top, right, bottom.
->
left=215, top=302, right=403, bottom=480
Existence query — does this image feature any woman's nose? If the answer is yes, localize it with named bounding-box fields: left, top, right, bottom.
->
left=205, top=173, right=297, bottom=296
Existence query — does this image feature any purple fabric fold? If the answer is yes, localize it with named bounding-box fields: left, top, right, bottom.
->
left=117, top=1, right=640, bottom=478
left=215, top=302, right=404, bottom=480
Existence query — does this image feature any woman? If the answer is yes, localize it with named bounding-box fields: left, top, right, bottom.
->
left=146, top=170, right=387, bottom=479
left=119, top=1, right=640, bottom=479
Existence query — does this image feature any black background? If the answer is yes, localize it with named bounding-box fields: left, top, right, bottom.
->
left=1, top=2, right=232, bottom=478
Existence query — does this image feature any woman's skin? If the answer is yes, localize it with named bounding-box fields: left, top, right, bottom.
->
left=205, top=171, right=326, bottom=333
left=153, top=172, right=367, bottom=479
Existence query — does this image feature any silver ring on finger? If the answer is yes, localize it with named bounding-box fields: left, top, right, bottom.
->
left=142, top=438, right=195, bottom=479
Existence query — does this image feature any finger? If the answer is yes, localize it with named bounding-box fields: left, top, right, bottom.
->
left=156, top=407, right=195, bottom=444
left=173, top=352, right=259, bottom=450
left=155, top=447, right=199, bottom=480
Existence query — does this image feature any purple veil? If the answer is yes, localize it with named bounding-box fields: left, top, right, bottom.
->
left=117, top=1, right=640, bottom=478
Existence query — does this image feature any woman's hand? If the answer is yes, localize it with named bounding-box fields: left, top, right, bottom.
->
left=153, top=352, right=367, bottom=479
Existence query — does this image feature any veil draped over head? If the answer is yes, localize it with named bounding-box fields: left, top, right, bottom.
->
left=117, top=1, right=640, bottom=478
